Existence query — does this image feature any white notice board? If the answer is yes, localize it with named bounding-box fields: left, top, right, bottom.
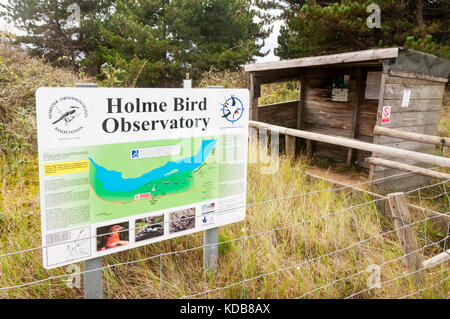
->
left=36, top=88, right=249, bottom=269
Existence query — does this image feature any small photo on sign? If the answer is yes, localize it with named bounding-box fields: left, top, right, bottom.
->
left=135, top=215, right=164, bottom=242
left=96, top=222, right=129, bottom=251
left=169, top=207, right=196, bottom=233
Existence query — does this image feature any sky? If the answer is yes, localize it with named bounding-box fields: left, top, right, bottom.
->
left=256, top=18, right=283, bottom=63
left=0, top=0, right=282, bottom=63
left=0, top=0, right=21, bottom=34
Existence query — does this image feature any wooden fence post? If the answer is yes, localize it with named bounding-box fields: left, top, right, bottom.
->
left=285, top=134, right=296, bottom=158
left=387, top=192, right=424, bottom=286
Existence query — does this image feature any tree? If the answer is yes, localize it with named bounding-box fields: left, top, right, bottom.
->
left=97, top=0, right=178, bottom=87
left=2, top=0, right=275, bottom=86
left=98, top=0, right=274, bottom=87
left=167, top=0, right=270, bottom=73
left=0, top=0, right=114, bottom=71
left=276, top=0, right=450, bottom=59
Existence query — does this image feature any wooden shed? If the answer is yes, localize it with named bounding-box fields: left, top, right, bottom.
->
left=245, top=47, right=450, bottom=192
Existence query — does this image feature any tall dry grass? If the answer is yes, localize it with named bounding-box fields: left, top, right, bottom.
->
left=0, top=148, right=448, bottom=299
left=0, top=45, right=448, bottom=299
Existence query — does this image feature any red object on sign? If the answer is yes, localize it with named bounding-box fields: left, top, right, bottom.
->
left=381, top=105, right=391, bottom=124
left=135, top=192, right=151, bottom=200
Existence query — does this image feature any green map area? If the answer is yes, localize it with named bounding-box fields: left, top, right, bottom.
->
left=89, top=139, right=216, bottom=202
left=86, top=137, right=221, bottom=223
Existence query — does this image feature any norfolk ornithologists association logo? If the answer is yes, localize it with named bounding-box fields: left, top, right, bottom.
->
left=48, top=96, right=88, bottom=134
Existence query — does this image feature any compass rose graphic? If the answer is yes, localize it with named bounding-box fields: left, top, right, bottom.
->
left=220, top=95, right=244, bottom=124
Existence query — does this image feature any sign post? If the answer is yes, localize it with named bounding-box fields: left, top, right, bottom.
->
left=83, top=255, right=103, bottom=299
left=184, top=79, right=220, bottom=273
left=75, top=83, right=103, bottom=299
left=203, top=226, right=219, bottom=272
left=201, top=84, right=221, bottom=274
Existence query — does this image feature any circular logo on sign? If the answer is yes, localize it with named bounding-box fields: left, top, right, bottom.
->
left=48, top=96, right=88, bottom=134
left=220, top=95, right=244, bottom=124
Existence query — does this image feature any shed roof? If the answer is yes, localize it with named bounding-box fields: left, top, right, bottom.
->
left=245, top=47, right=450, bottom=83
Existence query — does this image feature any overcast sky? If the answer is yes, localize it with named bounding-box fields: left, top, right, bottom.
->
left=256, top=18, right=283, bottom=63
left=0, top=0, right=282, bottom=63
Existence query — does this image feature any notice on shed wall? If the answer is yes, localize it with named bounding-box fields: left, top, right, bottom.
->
left=381, top=105, right=391, bottom=124
left=331, top=75, right=350, bottom=102
left=36, top=88, right=249, bottom=269
left=401, top=89, right=411, bottom=108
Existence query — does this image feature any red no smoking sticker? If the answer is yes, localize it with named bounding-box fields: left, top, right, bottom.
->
left=381, top=105, right=391, bottom=124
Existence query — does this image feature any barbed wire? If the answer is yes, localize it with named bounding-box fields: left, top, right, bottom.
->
left=1, top=185, right=448, bottom=299
left=399, top=277, right=449, bottom=299
left=182, top=221, right=449, bottom=299
left=1, top=167, right=449, bottom=298
left=1, top=168, right=448, bottom=260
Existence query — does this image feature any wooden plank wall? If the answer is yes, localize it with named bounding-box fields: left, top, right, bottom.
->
left=372, top=73, right=445, bottom=192
left=301, top=67, right=380, bottom=168
left=256, top=66, right=382, bottom=168
left=257, top=100, right=298, bottom=128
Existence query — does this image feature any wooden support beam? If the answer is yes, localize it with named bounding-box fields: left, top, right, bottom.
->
left=297, top=74, right=309, bottom=157
left=306, top=140, right=313, bottom=158
left=422, top=249, right=450, bottom=269
left=347, top=67, right=363, bottom=166
left=297, top=74, right=306, bottom=130
left=388, top=70, right=448, bottom=83
left=387, top=193, right=424, bottom=286
left=370, top=68, right=389, bottom=181
left=250, top=74, right=260, bottom=121
left=285, top=134, right=296, bottom=158
left=249, top=120, right=450, bottom=167
left=374, top=126, right=450, bottom=148
left=365, top=157, right=450, bottom=181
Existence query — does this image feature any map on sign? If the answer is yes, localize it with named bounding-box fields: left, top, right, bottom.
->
left=77, top=136, right=238, bottom=225
left=88, top=139, right=217, bottom=203
left=36, top=88, right=249, bottom=269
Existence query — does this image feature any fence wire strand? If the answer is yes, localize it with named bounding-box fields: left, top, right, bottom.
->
left=1, top=167, right=447, bottom=260
left=1, top=171, right=449, bottom=299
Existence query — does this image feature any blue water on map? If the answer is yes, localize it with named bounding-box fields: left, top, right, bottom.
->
left=89, top=139, right=217, bottom=192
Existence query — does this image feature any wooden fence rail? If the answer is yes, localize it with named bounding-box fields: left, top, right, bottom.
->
left=365, top=157, right=450, bottom=181
left=374, top=126, right=450, bottom=147
left=249, top=120, right=450, bottom=167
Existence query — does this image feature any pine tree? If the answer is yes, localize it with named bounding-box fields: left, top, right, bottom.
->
left=276, top=0, right=450, bottom=59
left=167, top=0, right=270, bottom=73
left=0, top=0, right=114, bottom=70
left=98, top=0, right=178, bottom=87
left=2, top=0, right=276, bottom=86
left=99, top=0, right=273, bottom=87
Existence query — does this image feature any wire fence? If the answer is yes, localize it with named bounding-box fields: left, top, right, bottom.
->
left=0, top=168, right=449, bottom=299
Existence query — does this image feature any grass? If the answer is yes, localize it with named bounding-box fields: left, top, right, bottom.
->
left=0, top=149, right=448, bottom=298
left=0, top=44, right=448, bottom=298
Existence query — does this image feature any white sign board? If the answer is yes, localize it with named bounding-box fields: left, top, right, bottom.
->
left=36, top=88, right=249, bottom=269
left=401, top=89, right=411, bottom=108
